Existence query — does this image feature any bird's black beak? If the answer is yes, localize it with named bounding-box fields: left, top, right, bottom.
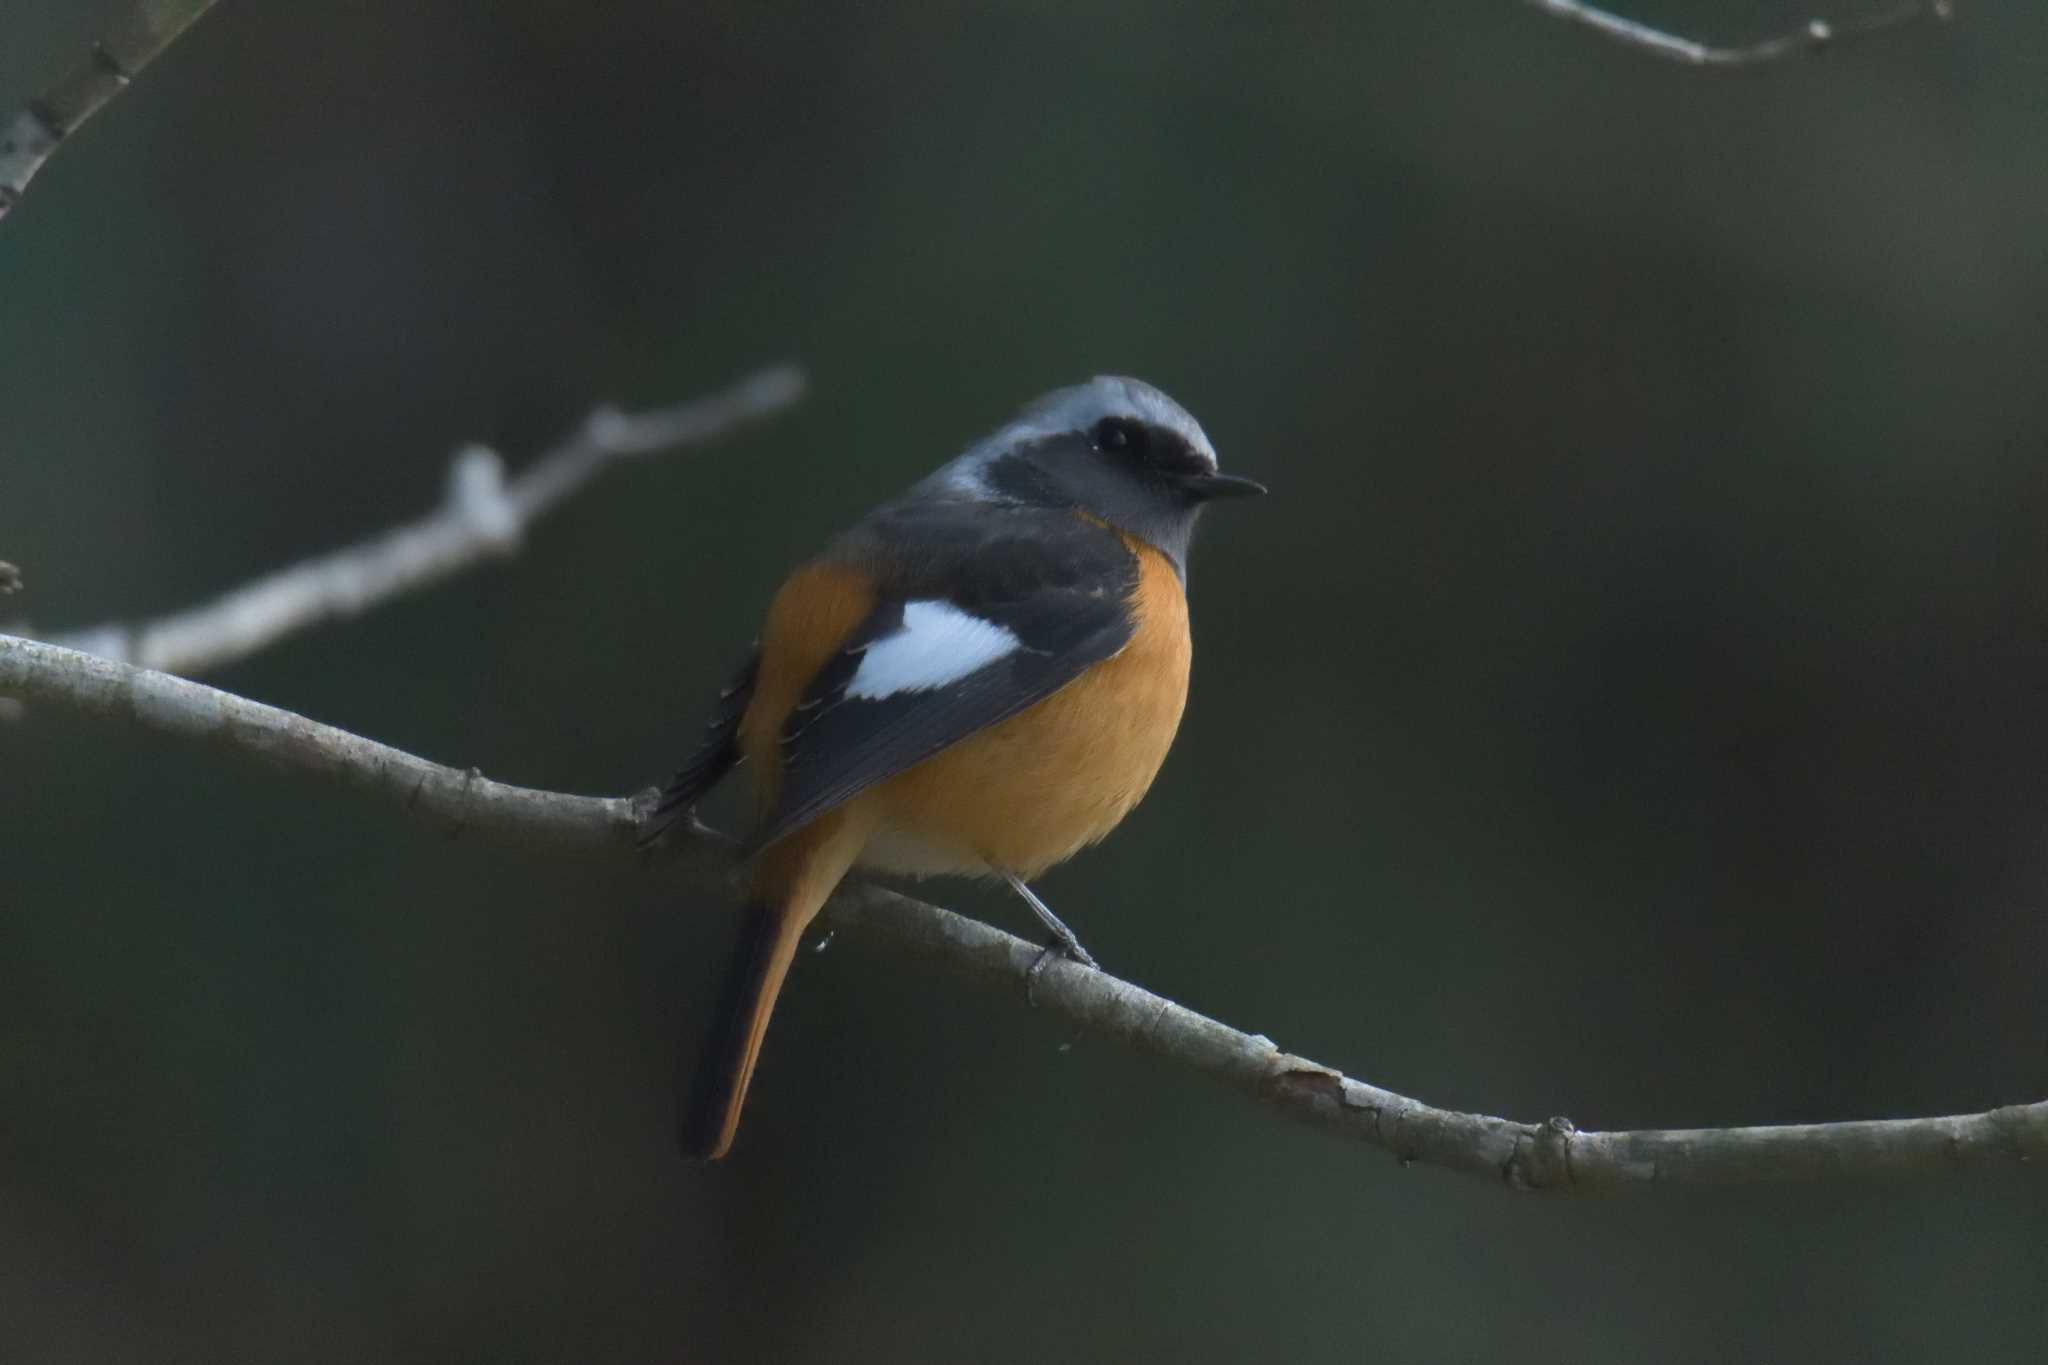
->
left=1182, top=471, right=1268, bottom=501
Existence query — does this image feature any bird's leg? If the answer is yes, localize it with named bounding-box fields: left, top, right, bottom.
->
left=1003, top=874, right=1099, bottom=1003
left=1003, top=874, right=1097, bottom=967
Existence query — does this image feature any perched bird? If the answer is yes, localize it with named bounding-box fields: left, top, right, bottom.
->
left=649, top=376, right=1263, bottom=1159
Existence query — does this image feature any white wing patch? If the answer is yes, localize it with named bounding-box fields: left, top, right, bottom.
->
left=846, top=600, right=1021, bottom=700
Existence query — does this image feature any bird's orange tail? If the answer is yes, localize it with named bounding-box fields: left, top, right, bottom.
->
left=682, top=815, right=864, bottom=1160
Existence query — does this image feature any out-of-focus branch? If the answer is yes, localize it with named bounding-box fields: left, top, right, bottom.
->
left=1521, top=0, right=1953, bottom=66
left=0, top=0, right=1955, bottom=223
left=38, top=366, right=805, bottom=676
left=5, top=631, right=2042, bottom=1191
left=0, top=561, right=21, bottom=595
left=0, top=0, right=223, bottom=223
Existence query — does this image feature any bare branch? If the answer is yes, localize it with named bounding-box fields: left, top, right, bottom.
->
left=39, top=366, right=805, bottom=676
left=1521, top=0, right=1953, bottom=66
left=4, top=631, right=2041, bottom=1190
left=0, top=0, right=223, bottom=223
left=0, top=634, right=647, bottom=854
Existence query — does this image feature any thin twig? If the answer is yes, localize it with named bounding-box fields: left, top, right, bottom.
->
left=36, top=366, right=805, bottom=676
left=0, top=0, right=224, bottom=223
left=4, top=632, right=2040, bottom=1190
left=1521, top=0, right=1953, bottom=66
left=0, top=0, right=1952, bottom=218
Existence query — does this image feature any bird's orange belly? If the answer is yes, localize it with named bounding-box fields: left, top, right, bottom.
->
left=862, top=551, right=1192, bottom=880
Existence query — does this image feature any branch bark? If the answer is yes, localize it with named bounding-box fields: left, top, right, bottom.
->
left=1521, top=0, right=1953, bottom=66
left=0, top=0, right=223, bottom=222
left=5, top=631, right=2041, bottom=1190
left=33, top=366, right=804, bottom=676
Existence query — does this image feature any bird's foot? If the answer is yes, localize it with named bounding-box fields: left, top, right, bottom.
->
left=1024, top=933, right=1098, bottom=1007
left=1003, top=873, right=1098, bottom=1006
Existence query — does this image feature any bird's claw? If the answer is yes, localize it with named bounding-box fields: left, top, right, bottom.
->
left=1024, top=934, right=1097, bottom=1007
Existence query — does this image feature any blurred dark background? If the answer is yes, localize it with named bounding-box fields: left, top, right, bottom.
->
left=4, top=1, right=2045, bottom=1359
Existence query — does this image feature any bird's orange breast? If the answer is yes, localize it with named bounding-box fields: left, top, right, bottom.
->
left=862, top=536, right=1191, bottom=879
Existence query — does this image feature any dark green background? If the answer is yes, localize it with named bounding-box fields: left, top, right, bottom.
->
left=4, top=2, right=2044, bottom=1359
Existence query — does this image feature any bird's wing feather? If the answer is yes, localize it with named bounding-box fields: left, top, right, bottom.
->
left=747, top=503, right=1139, bottom=854
left=643, top=649, right=758, bottom=844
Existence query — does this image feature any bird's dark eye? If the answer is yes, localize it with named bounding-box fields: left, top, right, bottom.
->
left=1094, top=417, right=1145, bottom=454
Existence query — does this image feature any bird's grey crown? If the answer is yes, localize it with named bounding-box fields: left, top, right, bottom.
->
left=1010, top=375, right=1217, bottom=469
left=926, top=376, right=1218, bottom=497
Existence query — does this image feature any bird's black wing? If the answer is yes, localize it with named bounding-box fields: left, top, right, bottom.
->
left=746, top=502, right=1140, bottom=855
left=642, top=649, right=758, bottom=846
